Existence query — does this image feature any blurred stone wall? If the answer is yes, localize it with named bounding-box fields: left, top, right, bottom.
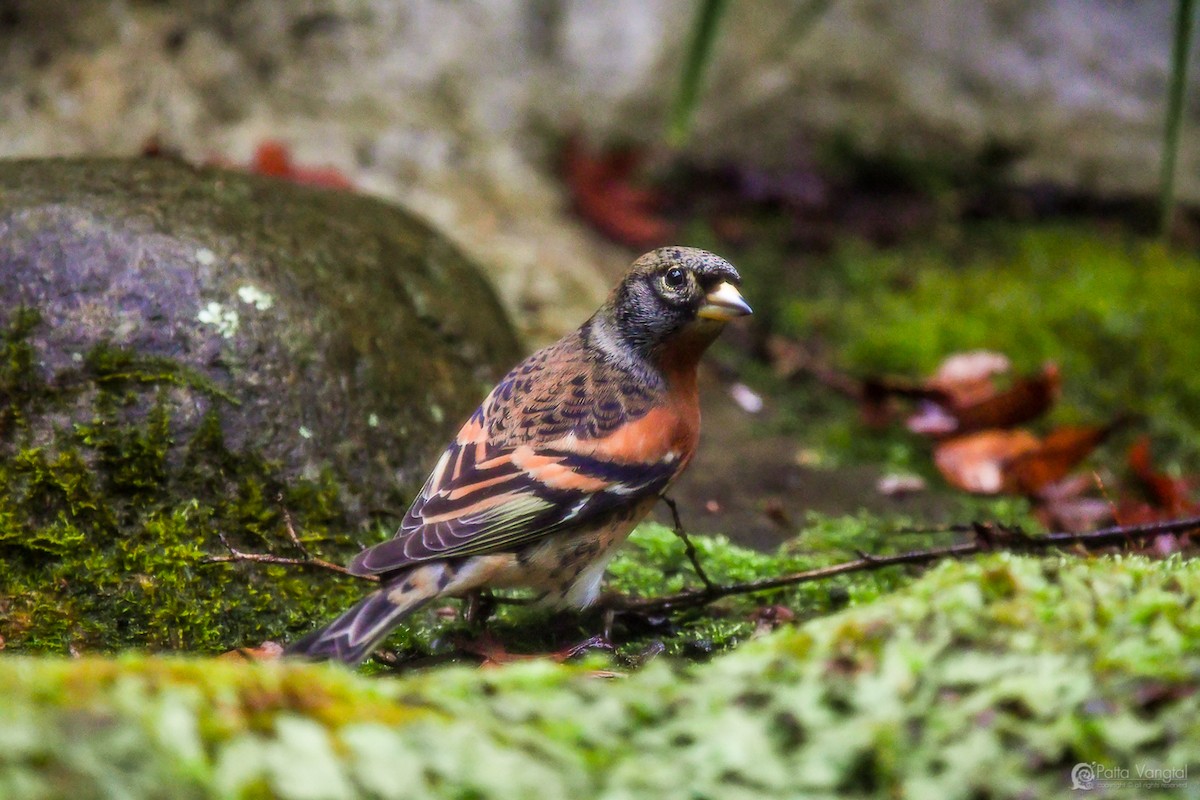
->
left=0, top=0, right=1190, bottom=337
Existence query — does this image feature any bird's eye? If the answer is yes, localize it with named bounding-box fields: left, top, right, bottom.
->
left=662, top=267, right=687, bottom=290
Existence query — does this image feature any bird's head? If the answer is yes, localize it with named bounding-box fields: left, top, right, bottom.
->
left=601, top=247, right=752, bottom=366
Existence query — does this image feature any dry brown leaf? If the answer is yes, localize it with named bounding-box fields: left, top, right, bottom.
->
left=219, top=641, right=284, bottom=662
left=934, top=429, right=1040, bottom=494
left=1128, top=437, right=1195, bottom=515
left=928, top=350, right=1011, bottom=407
left=1004, top=424, right=1113, bottom=495
left=907, top=362, right=1061, bottom=437
left=950, top=363, right=1061, bottom=433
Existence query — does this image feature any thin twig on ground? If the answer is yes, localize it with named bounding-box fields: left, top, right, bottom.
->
left=614, top=515, right=1200, bottom=614
left=202, top=503, right=1200, bottom=620
left=204, top=531, right=377, bottom=582
left=662, top=495, right=716, bottom=592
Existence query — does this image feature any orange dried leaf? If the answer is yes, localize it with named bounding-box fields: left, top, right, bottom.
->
left=1004, top=424, right=1112, bottom=495
left=934, top=429, right=1040, bottom=494
left=1127, top=436, right=1194, bottom=515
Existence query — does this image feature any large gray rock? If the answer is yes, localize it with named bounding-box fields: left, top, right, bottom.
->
left=0, top=157, right=522, bottom=525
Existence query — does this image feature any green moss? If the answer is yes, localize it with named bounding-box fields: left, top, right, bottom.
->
left=0, top=312, right=370, bottom=654
left=364, top=509, right=1033, bottom=665
left=2, top=554, right=1197, bottom=799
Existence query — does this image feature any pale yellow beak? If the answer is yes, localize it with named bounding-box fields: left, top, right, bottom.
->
left=697, top=281, right=753, bottom=321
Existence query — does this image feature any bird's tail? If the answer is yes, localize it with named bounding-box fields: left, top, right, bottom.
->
left=285, top=564, right=447, bottom=665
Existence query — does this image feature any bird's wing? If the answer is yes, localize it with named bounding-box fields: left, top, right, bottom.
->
left=348, top=409, right=681, bottom=574
left=348, top=340, right=685, bottom=576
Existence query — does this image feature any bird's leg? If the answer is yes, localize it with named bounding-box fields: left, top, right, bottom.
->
left=454, top=590, right=515, bottom=665
left=661, top=495, right=715, bottom=593
left=463, top=590, right=498, bottom=627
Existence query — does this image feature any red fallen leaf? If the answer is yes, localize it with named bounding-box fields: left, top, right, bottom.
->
left=906, top=361, right=1060, bottom=437
left=251, top=140, right=292, bottom=177
left=562, top=136, right=675, bottom=248
left=210, top=140, right=355, bottom=189
left=949, top=363, right=1061, bottom=434
left=1128, top=437, right=1194, bottom=514
left=1004, top=423, right=1115, bottom=495
left=934, top=429, right=1041, bottom=494
left=250, top=141, right=355, bottom=189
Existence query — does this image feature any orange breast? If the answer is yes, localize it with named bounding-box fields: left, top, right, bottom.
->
left=553, top=380, right=700, bottom=467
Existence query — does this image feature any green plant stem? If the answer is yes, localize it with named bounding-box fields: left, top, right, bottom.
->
left=669, top=0, right=730, bottom=146
left=1160, top=0, right=1197, bottom=237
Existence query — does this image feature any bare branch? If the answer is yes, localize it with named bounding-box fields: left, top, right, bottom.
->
left=662, top=495, right=716, bottom=593
left=202, top=501, right=1200, bottom=622
left=204, top=531, right=377, bottom=582
left=278, top=495, right=311, bottom=559
left=614, top=514, right=1200, bottom=615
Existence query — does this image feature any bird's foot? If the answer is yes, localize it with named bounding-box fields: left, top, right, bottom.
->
left=452, top=630, right=614, bottom=667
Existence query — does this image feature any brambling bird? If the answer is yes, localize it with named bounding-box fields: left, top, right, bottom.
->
left=288, top=247, right=752, bottom=664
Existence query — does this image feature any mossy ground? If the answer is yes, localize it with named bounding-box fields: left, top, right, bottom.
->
left=3, top=554, right=1197, bottom=799
left=367, top=514, right=979, bottom=667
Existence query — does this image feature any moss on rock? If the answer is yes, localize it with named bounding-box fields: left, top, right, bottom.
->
left=0, top=307, right=375, bottom=653
left=0, top=158, right=522, bottom=656
left=2, top=554, right=1196, bottom=799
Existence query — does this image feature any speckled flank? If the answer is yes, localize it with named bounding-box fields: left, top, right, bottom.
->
left=443, top=496, right=657, bottom=608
